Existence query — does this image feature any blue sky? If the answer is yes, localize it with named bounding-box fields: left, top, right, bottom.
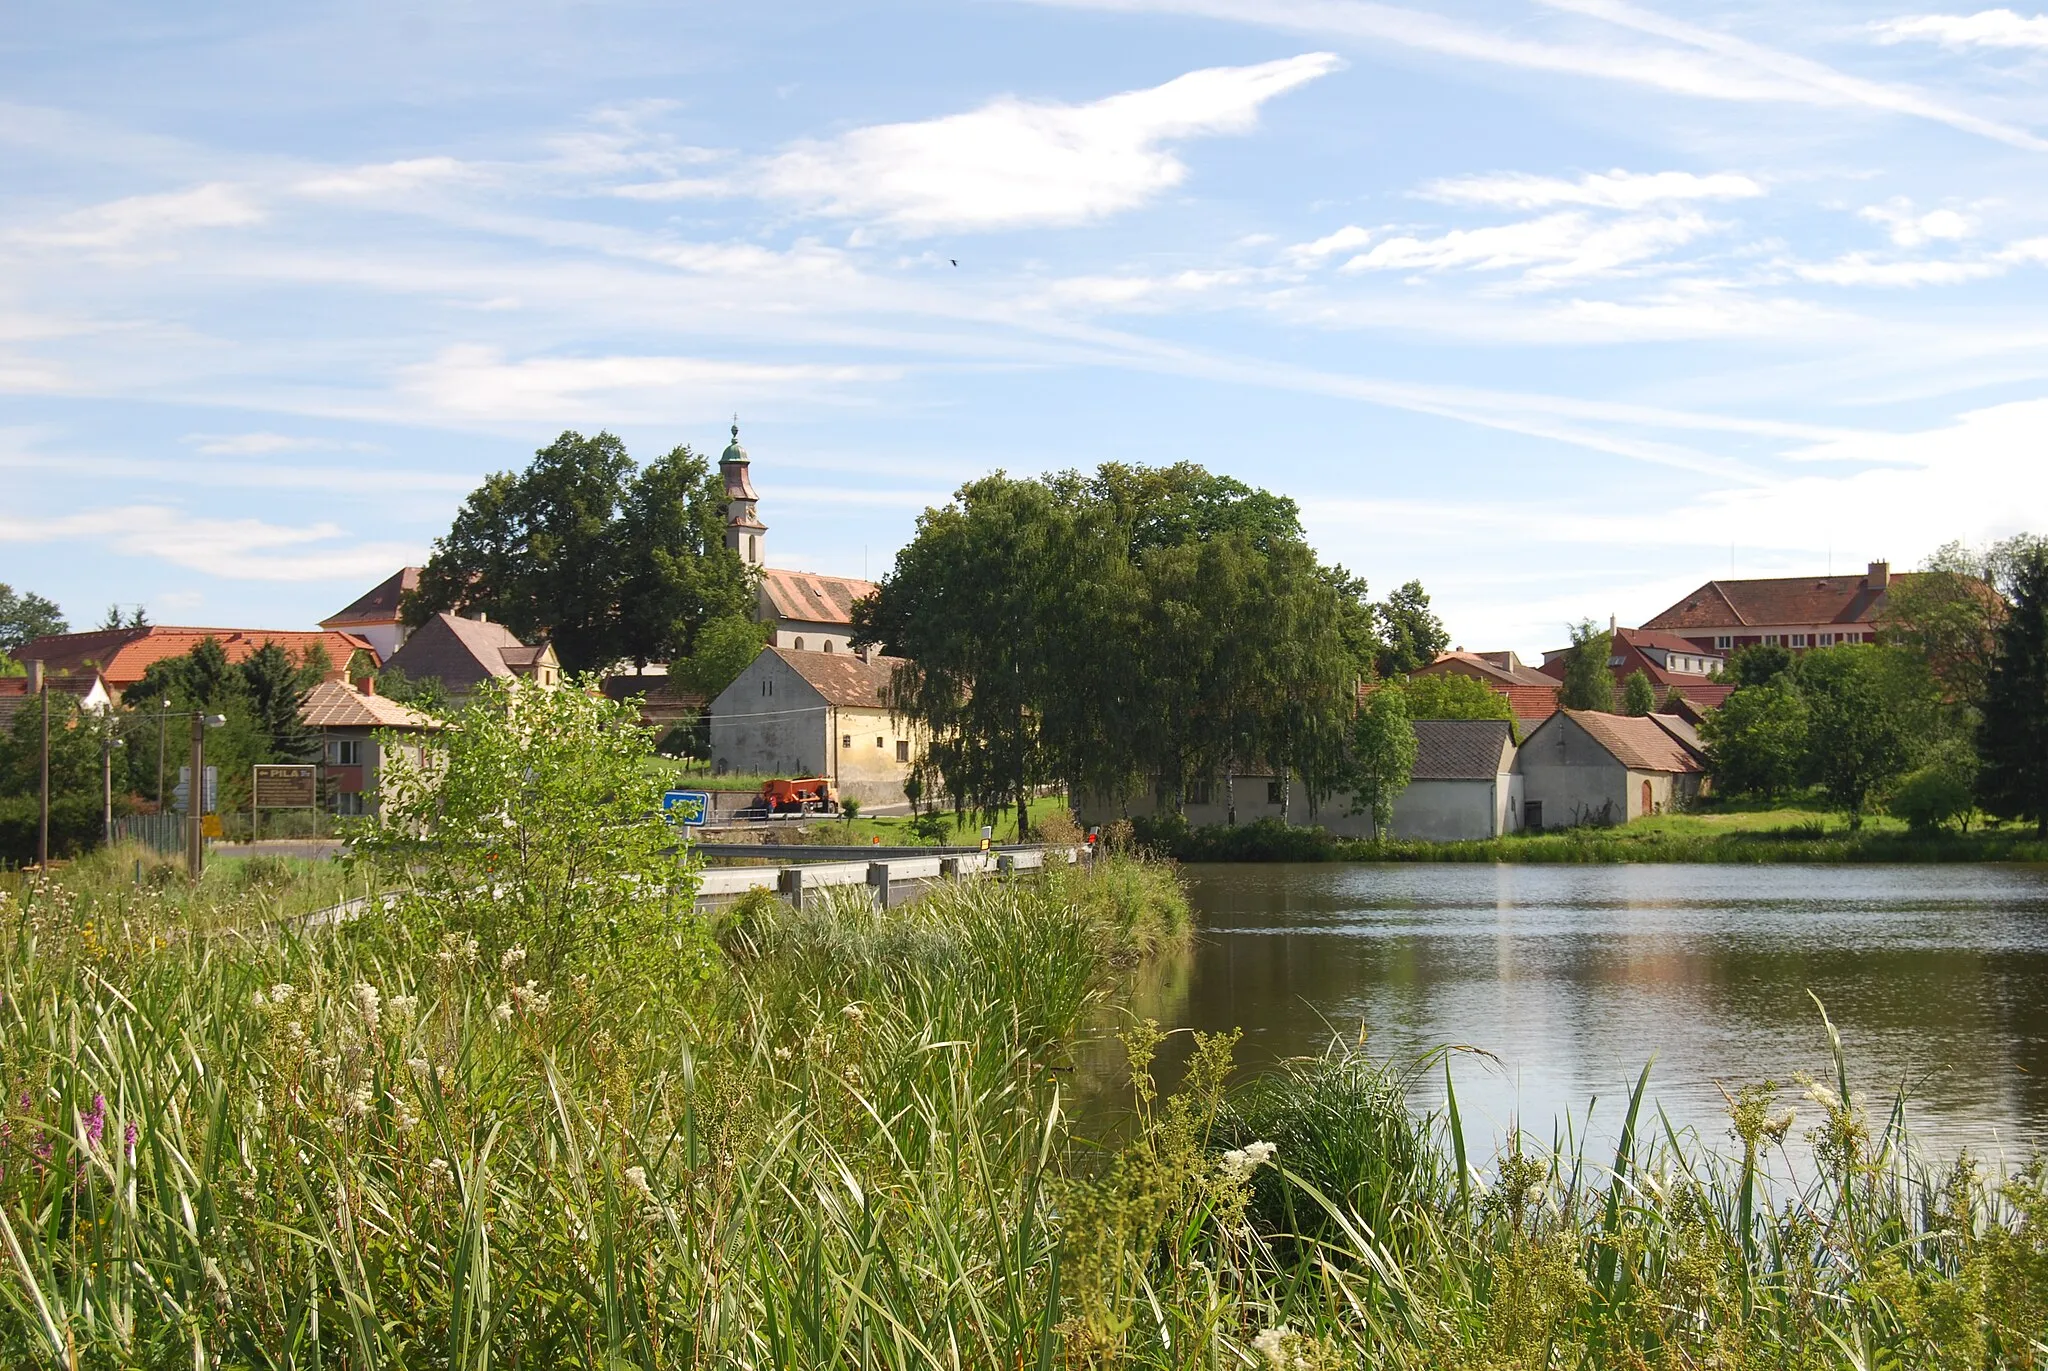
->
left=5, top=0, right=2048, bottom=656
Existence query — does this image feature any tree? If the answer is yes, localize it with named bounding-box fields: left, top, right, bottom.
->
left=1882, top=535, right=2044, bottom=706
left=1977, top=546, right=2048, bottom=836
left=97, top=604, right=149, bottom=631
left=407, top=431, right=634, bottom=672
left=1347, top=685, right=1418, bottom=838
left=0, top=691, right=114, bottom=862
left=670, top=614, right=769, bottom=700
left=1559, top=619, right=1616, bottom=712
left=0, top=584, right=66, bottom=651
left=373, top=665, right=451, bottom=714
left=239, top=642, right=319, bottom=763
left=1396, top=672, right=1516, bottom=730
left=1622, top=669, right=1657, bottom=716
left=1699, top=681, right=1809, bottom=799
left=1796, top=646, right=1917, bottom=828
left=1374, top=581, right=1448, bottom=678
left=614, top=444, right=755, bottom=669
left=1891, top=742, right=1977, bottom=833
left=1726, top=643, right=1793, bottom=688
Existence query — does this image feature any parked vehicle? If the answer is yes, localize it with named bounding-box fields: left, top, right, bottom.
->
left=737, top=776, right=840, bottom=819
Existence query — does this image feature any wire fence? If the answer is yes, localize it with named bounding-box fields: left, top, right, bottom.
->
left=111, top=813, right=186, bottom=856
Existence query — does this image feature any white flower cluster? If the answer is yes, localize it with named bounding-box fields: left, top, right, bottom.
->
left=500, top=946, right=526, bottom=974
left=1218, top=1140, right=1277, bottom=1181
left=508, top=981, right=550, bottom=1017
left=350, top=983, right=382, bottom=1034
left=1251, top=1325, right=1308, bottom=1369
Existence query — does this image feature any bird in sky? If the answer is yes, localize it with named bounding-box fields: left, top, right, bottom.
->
left=949, top=259, right=957, bottom=266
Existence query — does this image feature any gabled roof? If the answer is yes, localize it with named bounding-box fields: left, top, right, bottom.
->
left=1411, top=719, right=1515, bottom=780
left=300, top=680, right=440, bottom=730
left=759, top=568, right=878, bottom=627
left=320, top=567, right=421, bottom=629
left=1640, top=573, right=1939, bottom=631
left=1557, top=709, right=1705, bottom=774
left=1617, top=626, right=1720, bottom=657
left=15, top=627, right=374, bottom=690
left=1417, top=651, right=1557, bottom=689
left=380, top=613, right=554, bottom=689
left=772, top=646, right=904, bottom=707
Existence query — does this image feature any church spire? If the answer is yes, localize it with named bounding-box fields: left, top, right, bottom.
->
left=720, top=416, right=765, bottom=567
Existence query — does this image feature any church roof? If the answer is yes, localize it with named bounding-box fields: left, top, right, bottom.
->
left=760, top=568, right=878, bottom=626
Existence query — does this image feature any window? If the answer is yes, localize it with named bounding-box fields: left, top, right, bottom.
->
left=896, top=740, right=910, bottom=762
left=1763, top=634, right=1780, bottom=646
left=1789, top=634, right=1807, bottom=648
left=823, top=641, right=835, bottom=653
left=334, top=792, right=367, bottom=817
left=1818, top=633, right=1834, bottom=646
left=1188, top=780, right=1213, bottom=806
left=761, top=678, right=773, bottom=697
left=875, top=736, right=885, bottom=749
left=843, top=734, right=852, bottom=749
left=793, top=637, right=805, bottom=650
left=748, top=535, right=759, bottom=562
left=329, top=739, right=363, bottom=766
left=1714, top=635, right=1732, bottom=650
left=1267, top=780, right=1285, bottom=805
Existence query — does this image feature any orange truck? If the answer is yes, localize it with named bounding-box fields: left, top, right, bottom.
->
left=749, top=776, right=840, bottom=817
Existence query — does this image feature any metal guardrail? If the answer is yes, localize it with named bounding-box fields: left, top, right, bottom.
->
left=696, top=844, right=1087, bottom=908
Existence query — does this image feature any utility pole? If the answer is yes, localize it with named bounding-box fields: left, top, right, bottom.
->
left=38, top=669, right=50, bottom=871
left=102, top=728, right=121, bottom=845
left=157, top=697, right=168, bottom=806
left=187, top=712, right=205, bottom=879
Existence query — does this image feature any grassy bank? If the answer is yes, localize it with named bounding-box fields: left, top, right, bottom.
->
left=1142, top=803, right=2048, bottom=864
left=4, top=851, right=2044, bottom=1366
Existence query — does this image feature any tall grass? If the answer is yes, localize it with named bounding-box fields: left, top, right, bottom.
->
left=2, top=851, right=2043, bottom=1367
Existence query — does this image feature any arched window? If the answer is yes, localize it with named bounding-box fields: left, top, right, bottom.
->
left=793, top=637, right=805, bottom=651
left=823, top=640, right=835, bottom=653
left=1641, top=779, right=1653, bottom=815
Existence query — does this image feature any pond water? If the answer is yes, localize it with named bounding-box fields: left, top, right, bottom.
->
left=1085, top=863, right=2048, bottom=1163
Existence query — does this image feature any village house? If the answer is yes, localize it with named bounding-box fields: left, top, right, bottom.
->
left=298, top=679, right=439, bottom=816
left=1640, top=561, right=1928, bottom=655
left=318, top=566, right=420, bottom=660
left=1514, top=709, right=1707, bottom=830
left=1537, top=624, right=1734, bottom=713
left=378, top=612, right=559, bottom=698
left=0, top=663, right=112, bottom=728
left=13, top=626, right=375, bottom=705
left=1408, top=649, right=1562, bottom=733
left=707, top=646, right=921, bottom=806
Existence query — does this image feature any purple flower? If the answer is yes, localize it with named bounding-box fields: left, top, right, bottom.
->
left=84, top=1094, right=106, bottom=1150
left=123, top=1122, right=138, bottom=1159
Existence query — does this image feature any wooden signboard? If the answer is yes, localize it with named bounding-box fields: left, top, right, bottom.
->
left=253, top=764, right=319, bottom=809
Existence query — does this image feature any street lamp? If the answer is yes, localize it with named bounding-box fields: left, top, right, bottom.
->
left=187, top=712, right=226, bottom=880
left=102, top=729, right=125, bottom=845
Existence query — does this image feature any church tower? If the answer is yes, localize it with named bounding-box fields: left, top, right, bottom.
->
left=720, top=419, right=765, bottom=567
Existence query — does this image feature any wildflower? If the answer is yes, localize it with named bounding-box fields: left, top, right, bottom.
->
left=347, top=1086, right=374, bottom=1118
left=406, top=1056, right=431, bottom=1076
left=1251, top=1326, right=1305, bottom=1369
left=251, top=988, right=268, bottom=1008
left=623, top=1165, right=655, bottom=1202
left=1219, top=1140, right=1278, bottom=1181
left=493, top=1001, right=514, bottom=1026
left=270, top=982, right=295, bottom=1004
left=123, top=1122, right=138, bottom=1160
left=391, top=1096, right=420, bottom=1132
left=427, top=1157, right=453, bottom=1192
left=508, top=980, right=551, bottom=1017
left=83, top=1094, right=106, bottom=1150
left=350, top=983, right=381, bottom=1033
left=841, top=1003, right=864, bottom=1021
left=387, top=993, right=419, bottom=1021
left=500, top=945, right=527, bottom=974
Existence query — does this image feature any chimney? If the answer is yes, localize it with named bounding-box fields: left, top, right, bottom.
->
left=1867, top=561, right=1890, bottom=591
left=26, top=659, right=43, bottom=694
left=354, top=675, right=377, bottom=696
left=473, top=610, right=488, bottom=623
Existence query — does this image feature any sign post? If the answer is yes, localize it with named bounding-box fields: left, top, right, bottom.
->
left=662, top=790, right=710, bottom=828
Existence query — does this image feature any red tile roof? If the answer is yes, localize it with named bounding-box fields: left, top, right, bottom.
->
left=1417, top=651, right=1557, bottom=689
left=321, top=567, right=420, bottom=629
left=15, top=628, right=375, bottom=693
left=1561, top=710, right=1705, bottom=774
left=300, top=680, right=439, bottom=730
left=1616, top=626, right=1717, bottom=657
left=772, top=646, right=904, bottom=708
left=1641, top=570, right=1941, bottom=632
left=759, top=568, right=877, bottom=627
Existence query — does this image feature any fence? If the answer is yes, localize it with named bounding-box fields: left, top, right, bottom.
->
left=111, top=813, right=186, bottom=856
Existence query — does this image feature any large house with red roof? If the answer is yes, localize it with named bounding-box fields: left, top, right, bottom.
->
left=319, top=566, right=420, bottom=660
left=1407, top=650, right=1562, bottom=732
left=1537, top=625, right=1733, bottom=713
left=1640, top=562, right=1918, bottom=655
left=13, top=626, right=375, bottom=705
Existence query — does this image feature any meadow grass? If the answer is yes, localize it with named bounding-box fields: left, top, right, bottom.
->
left=2, top=849, right=2044, bottom=1367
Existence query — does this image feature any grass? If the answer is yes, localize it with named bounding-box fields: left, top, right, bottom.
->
left=3, top=844, right=2044, bottom=1367
left=767, top=795, right=1075, bottom=847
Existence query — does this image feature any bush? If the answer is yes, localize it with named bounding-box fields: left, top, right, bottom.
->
left=1130, top=813, right=1340, bottom=862
left=0, top=793, right=102, bottom=865
left=1891, top=762, right=1976, bottom=833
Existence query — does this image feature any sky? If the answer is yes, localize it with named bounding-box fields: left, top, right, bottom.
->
left=4, top=0, right=2048, bottom=657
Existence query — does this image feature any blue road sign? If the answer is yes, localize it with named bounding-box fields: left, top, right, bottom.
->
left=662, top=790, right=710, bottom=826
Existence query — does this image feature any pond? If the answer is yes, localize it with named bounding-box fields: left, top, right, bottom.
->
left=1086, top=863, right=2048, bottom=1163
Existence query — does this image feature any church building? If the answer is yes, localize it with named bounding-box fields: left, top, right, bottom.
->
left=718, top=423, right=879, bottom=655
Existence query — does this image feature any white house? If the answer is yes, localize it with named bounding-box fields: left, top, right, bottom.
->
left=708, top=646, right=922, bottom=806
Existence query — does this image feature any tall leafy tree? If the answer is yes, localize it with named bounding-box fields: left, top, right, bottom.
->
left=1347, top=684, right=1418, bottom=838
left=1726, top=643, right=1793, bottom=688
left=0, top=584, right=66, bottom=651
left=1977, top=546, right=2048, bottom=836
left=1795, top=646, right=1918, bottom=828
left=1699, top=681, right=1809, bottom=799
left=1374, top=581, right=1448, bottom=677
left=614, top=444, right=756, bottom=669
left=671, top=615, right=770, bottom=699
left=1559, top=619, right=1616, bottom=712
left=1622, top=669, right=1657, bottom=716
left=407, top=431, right=635, bottom=671
left=1397, top=672, right=1517, bottom=729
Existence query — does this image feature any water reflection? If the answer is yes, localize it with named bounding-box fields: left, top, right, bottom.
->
left=1080, top=863, right=2048, bottom=1160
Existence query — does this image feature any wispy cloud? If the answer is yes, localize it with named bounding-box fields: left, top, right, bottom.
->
left=0, top=505, right=422, bottom=581
left=401, top=346, right=906, bottom=421
left=1859, top=198, right=1974, bottom=247
left=1873, top=9, right=2048, bottom=50
left=17, top=183, right=263, bottom=249
left=757, top=53, right=1342, bottom=233
left=1339, top=211, right=1716, bottom=285
left=1421, top=168, right=1763, bottom=210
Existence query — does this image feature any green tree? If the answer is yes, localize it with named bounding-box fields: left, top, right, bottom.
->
left=0, top=691, right=115, bottom=862
left=1795, top=646, right=1918, bottom=828
left=407, top=431, right=634, bottom=672
left=1891, top=741, right=1978, bottom=833
left=1396, top=672, right=1516, bottom=729
left=1346, top=685, right=1418, bottom=838
left=372, top=665, right=451, bottom=714
left=1622, top=669, right=1657, bottom=716
left=614, top=444, right=756, bottom=669
left=671, top=614, right=769, bottom=699
left=1699, top=681, right=1809, bottom=799
left=0, top=584, right=67, bottom=651
left=1726, top=643, right=1793, bottom=688
left=239, top=642, right=319, bottom=763
left=1374, top=581, right=1449, bottom=678
left=1559, top=619, right=1616, bottom=712
left=1977, top=546, right=2048, bottom=836
left=352, top=676, right=705, bottom=983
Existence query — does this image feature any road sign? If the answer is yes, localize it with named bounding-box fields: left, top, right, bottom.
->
left=662, top=790, right=711, bottom=826
left=174, top=765, right=218, bottom=814
left=253, top=764, right=318, bottom=809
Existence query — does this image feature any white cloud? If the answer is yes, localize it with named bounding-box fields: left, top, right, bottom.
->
left=1795, top=253, right=2004, bottom=286
left=402, top=346, right=904, bottom=420
left=1285, top=224, right=1374, bottom=263
left=0, top=505, right=421, bottom=581
left=1873, top=10, right=2048, bottom=49
left=757, top=53, right=1342, bottom=233
left=1341, top=211, right=1713, bottom=284
left=21, top=183, right=262, bottom=248
left=297, top=157, right=477, bottom=197
left=185, top=431, right=363, bottom=455
left=1860, top=198, right=1975, bottom=246
left=1422, top=169, right=1763, bottom=210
